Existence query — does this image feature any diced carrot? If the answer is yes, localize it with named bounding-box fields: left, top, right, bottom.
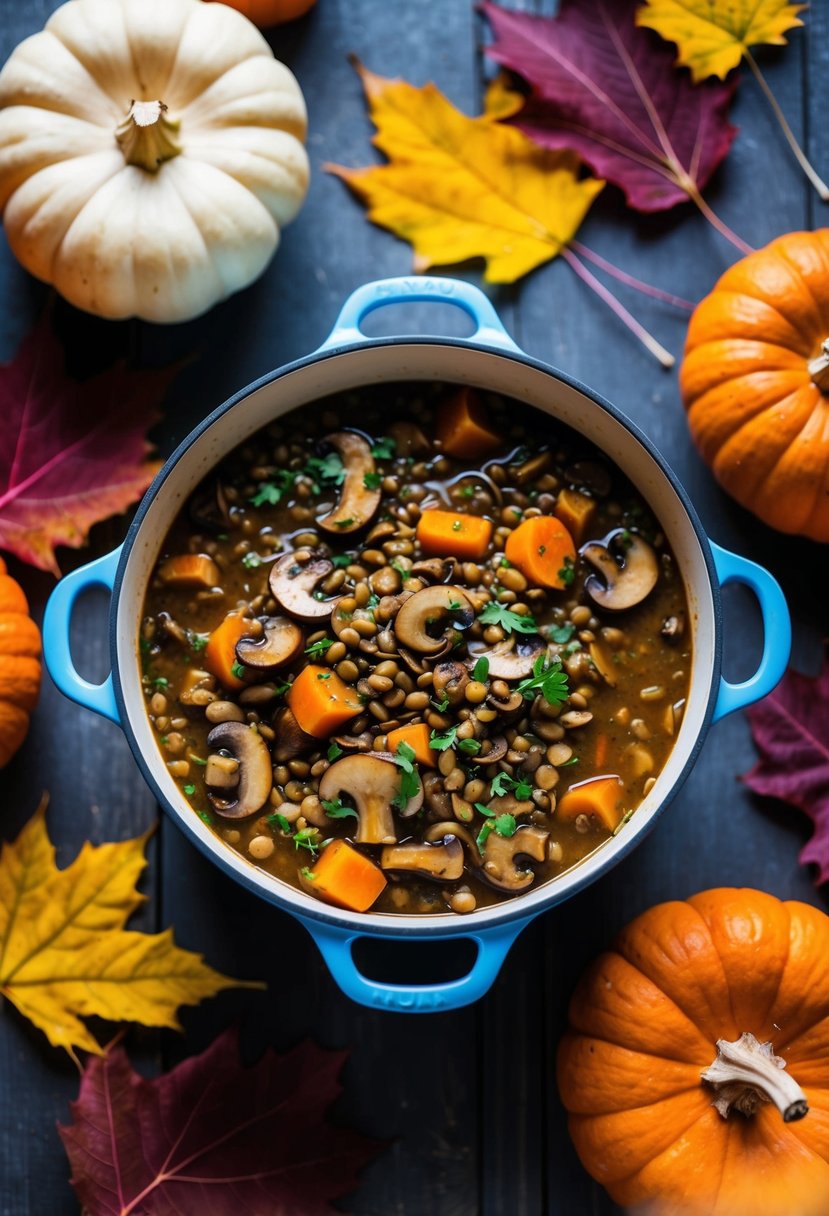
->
left=554, top=488, right=596, bottom=545
left=288, top=664, right=362, bottom=737
left=436, top=386, right=501, bottom=459
left=304, top=839, right=387, bottom=912
left=504, top=515, right=576, bottom=589
left=594, top=732, right=608, bottom=769
left=416, top=508, right=492, bottom=560
left=387, top=723, right=435, bottom=767
left=557, top=776, right=623, bottom=832
left=204, top=612, right=253, bottom=690
left=158, top=553, right=220, bottom=588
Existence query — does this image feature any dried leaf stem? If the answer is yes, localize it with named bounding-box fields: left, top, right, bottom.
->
left=570, top=241, right=694, bottom=311
left=745, top=49, right=829, bottom=202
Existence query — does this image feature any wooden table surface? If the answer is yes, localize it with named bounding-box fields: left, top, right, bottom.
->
left=1, top=2, right=827, bottom=1213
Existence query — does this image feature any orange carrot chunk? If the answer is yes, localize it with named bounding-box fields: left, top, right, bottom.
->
left=436, top=386, right=501, bottom=459
left=288, top=665, right=362, bottom=737
left=504, top=515, right=576, bottom=589
left=416, top=509, right=492, bottom=560
left=387, top=722, right=435, bottom=767
left=554, top=488, right=597, bottom=545
left=304, top=839, right=387, bottom=912
left=204, top=612, right=253, bottom=690
left=158, top=553, right=220, bottom=588
left=557, top=776, right=624, bottom=832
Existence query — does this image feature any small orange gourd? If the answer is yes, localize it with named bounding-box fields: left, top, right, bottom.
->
left=557, top=888, right=829, bottom=1216
left=0, top=556, right=41, bottom=767
left=208, top=0, right=317, bottom=26
left=681, top=230, right=829, bottom=542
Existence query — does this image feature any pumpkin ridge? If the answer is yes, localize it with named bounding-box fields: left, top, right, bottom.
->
left=777, top=239, right=829, bottom=341
left=743, top=395, right=829, bottom=529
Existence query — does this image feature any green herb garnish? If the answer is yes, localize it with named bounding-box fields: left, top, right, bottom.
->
left=321, top=798, right=359, bottom=821
left=306, top=451, right=345, bottom=487
left=458, top=738, right=481, bottom=755
left=241, top=552, right=261, bottom=570
left=392, top=741, right=420, bottom=811
left=515, top=655, right=569, bottom=706
left=549, top=623, right=575, bottom=644
left=197, top=810, right=213, bottom=826
left=363, top=471, right=383, bottom=490
left=332, top=553, right=352, bottom=568
left=390, top=558, right=410, bottom=581
left=230, top=660, right=246, bottom=679
left=305, top=637, right=334, bottom=657
left=431, top=692, right=450, bottom=713
left=327, top=741, right=343, bottom=761
left=558, top=555, right=575, bottom=587
left=182, top=783, right=196, bottom=796
left=478, top=601, right=539, bottom=635
left=472, top=656, right=490, bottom=683
left=559, top=755, right=580, bottom=768
left=457, top=484, right=476, bottom=499
left=188, top=753, right=208, bottom=767
left=300, top=866, right=316, bottom=881
left=250, top=470, right=296, bottom=507
left=429, top=725, right=458, bottom=752
left=268, top=812, right=293, bottom=834
left=152, top=676, right=168, bottom=688
left=316, top=671, right=331, bottom=681
left=294, top=827, right=321, bottom=856
left=371, top=437, right=396, bottom=460
left=334, top=517, right=355, bottom=529
left=474, top=803, right=518, bottom=850
left=188, top=631, right=209, bottom=652
left=489, top=772, right=532, bottom=801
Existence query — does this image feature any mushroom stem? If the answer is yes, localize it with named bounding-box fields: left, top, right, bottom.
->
left=808, top=340, right=829, bottom=392
left=116, top=100, right=181, bottom=172
left=701, top=1032, right=809, bottom=1123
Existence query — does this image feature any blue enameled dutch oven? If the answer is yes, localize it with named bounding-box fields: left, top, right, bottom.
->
left=42, top=277, right=791, bottom=1013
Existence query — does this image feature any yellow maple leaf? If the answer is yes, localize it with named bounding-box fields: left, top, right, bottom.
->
left=0, top=799, right=260, bottom=1056
left=636, top=0, right=804, bottom=81
left=326, top=60, right=604, bottom=284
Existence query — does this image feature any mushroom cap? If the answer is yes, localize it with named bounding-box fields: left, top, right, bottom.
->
left=480, top=826, right=549, bottom=891
left=393, top=585, right=474, bottom=655
left=318, top=432, right=381, bottom=534
left=318, top=752, right=424, bottom=844
left=380, top=836, right=464, bottom=880
left=272, top=705, right=317, bottom=763
left=580, top=529, right=659, bottom=612
left=467, top=632, right=546, bottom=680
left=205, top=721, right=272, bottom=819
left=269, top=550, right=341, bottom=622
left=423, top=821, right=482, bottom=865
left=235, top=615, right=304, bottom=671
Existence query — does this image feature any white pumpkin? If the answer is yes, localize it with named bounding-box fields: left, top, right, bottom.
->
left=0, top=0, right=309, bottom=322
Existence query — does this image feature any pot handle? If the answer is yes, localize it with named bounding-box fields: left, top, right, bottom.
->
left=299, top=914, right=532, bottom=1012
left=42, top=547, right=121, bottom=725
left=710, top=541, right=790, bottom=722
left=317, top=276, right=522, bottom=353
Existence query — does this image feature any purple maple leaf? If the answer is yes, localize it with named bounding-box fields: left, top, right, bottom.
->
left=482, top=0, right=738, bottom=213
left=742, top=650, right=829, bottom=884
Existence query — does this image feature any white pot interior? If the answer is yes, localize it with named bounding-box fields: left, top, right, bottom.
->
left=116, top=343, right=716, bottom=933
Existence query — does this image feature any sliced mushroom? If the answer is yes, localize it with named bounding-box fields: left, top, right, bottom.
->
left=511, top=451, right=551, bottom=486
left=332, top=731, right=374, bottom=752
left=318, top=753, right=423, bottom=844
left=269, top=549, right=342, bottom=621
left=410, top=558, right=454, bottom=584
left=397, top=646, right=427, bottom=676
left=478, top=734, right=508, bottom=764
left=388, top=419, right=432, bottom=457
left=580, top=530, right=659, bottom=612
left=394, top=586, right=474, bottom=655
left=480, top=826, right=549, bottom=892
left=486, top=792, right=535, bottom=818
left=432, top=659, right=470, bottom=707
left=205, top=721, right=272, bottom=819
left=486, top=689, right=524, bottom=716
left=318, top=432, right=381, bottom=534
left=204, top=753, right=240, bottom=791
left=467, top=632, right=546, bottom=680
left=272, top=705, right=316, bottom=763
left=588, top=641, right=617, bottom=687
left=424, top=821, right=482, bottom=865
left=235, top=615, right=304, bottom=671
left=380, top=836, right=464, bottom=880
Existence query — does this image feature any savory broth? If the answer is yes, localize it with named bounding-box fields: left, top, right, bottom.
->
left=140, top=382, right=690, bottom=915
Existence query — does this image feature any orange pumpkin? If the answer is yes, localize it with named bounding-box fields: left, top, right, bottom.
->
left=681, top=230, right=829, bottom=543
left=209, top=0, right=317, bottom=25
left=557, top=888, right=829, bottom=1216
left=0, top=556, right=41, bottom=767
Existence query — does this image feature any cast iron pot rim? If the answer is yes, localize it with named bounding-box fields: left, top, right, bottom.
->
left=110, top=336, right=721, bottom=938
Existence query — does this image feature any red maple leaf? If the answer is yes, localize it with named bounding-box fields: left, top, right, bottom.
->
left=0, top=321, right=170, bottom=575
left=742, top=649, right=829, bottom=884
left=59, top=1027, right=384, bottom=1216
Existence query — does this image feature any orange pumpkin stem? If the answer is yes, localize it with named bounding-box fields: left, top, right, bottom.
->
left=807, top=339, right=829, bottom=393
left=701, top=1032, right=809, bottom=1124
left=116, top=100, right=181, bottom=172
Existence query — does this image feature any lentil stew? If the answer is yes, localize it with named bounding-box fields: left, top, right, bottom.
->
left=140, top=382, right=691, bottom=916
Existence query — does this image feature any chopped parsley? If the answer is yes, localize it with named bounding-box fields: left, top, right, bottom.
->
left=197, top=810, right=213, bottom=826
left=472, top=656, right=490, bottom=683
left=559, top=755, right=580, bottom=768
left=182, top=783, right=196, bottom=796
left=474, top=803, right=518, bottom=851
left=315, top=671, right=331, bottom=681
left=152, top=676, right=169, bottom=688
left=549, top=622, right=575, bottom=644
left=458, top=738, right=481, bottom=755
left=431, top=692, right=450, bottom=713
left=371, top=437, right=396, bottom=460
left=230, top=660, right=246, bottom=680
left=327, top=741, right=343, bottom=761
left=306, top=451, right=345, bottom=487
left=363, top=471, right=383, bottom=490
left=457, top=484, right=476, bottom=499
left=558, top=555, right=575, bottom=587
left=429, top=725, right=459, bottom=752
left=305, top=637, right=334, bottom=657
left=321, top=798, right=359, bottom=821
left=390, top=558, right=410, bottom=581
left=188, top=753, right=208, bottom=767
left=300, top=866, right=316, bottom=881
left=332, top=553, right=353, bottom=568
left=294, top=827, right=321, bottom=856
left=334, top=517, right=355, bottom=529
left=478, top=601, right=539, bottom=635
left=489, top=772, right=533, bottom=801
left=392, top=741, right=420, bottom=811
left=267, top=812, right=294, bottom=834
left=515, top=655, right=569, bottom=706
left=241, top=551, right=261, bottom=570
left=188, top=631, right=209, bottom=651
left=367, top=593, right=381, bottom=610
left=250, top=469, right=295, bottom=507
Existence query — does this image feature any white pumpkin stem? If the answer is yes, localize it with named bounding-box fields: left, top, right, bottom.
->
left=116, top=100, right=181, bottom=172
left=808, top=340, right=829, bottom=391
left=701, top=1032, right=809, bottom=1123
